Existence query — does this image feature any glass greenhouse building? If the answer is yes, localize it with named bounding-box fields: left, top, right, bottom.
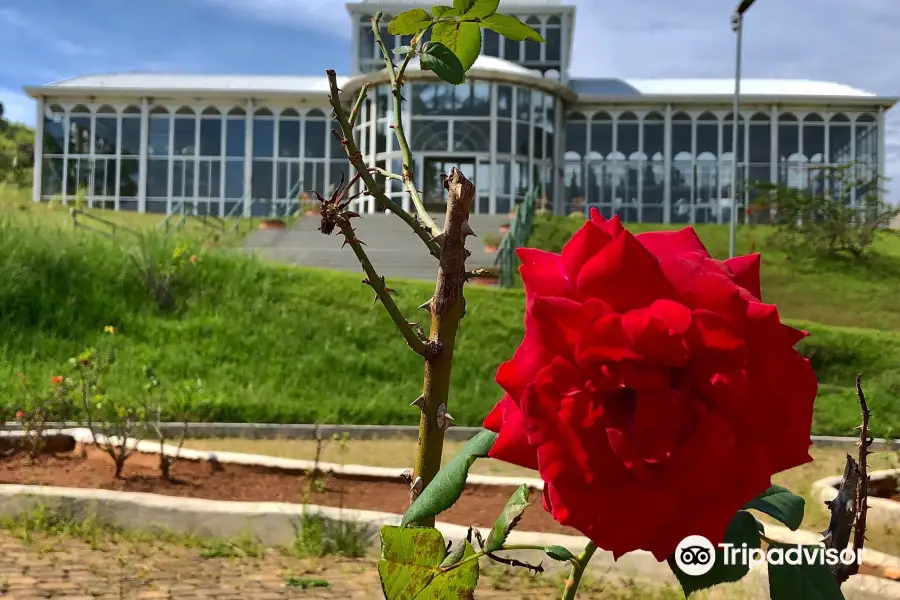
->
left=24, top=0, right=897, bottom=223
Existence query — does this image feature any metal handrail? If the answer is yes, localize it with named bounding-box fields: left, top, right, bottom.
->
left=494, top=185, right=539, bottom=288
left=70, top=208, right=138, bottom=238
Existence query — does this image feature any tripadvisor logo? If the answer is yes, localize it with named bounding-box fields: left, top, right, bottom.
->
left=674, top=535, right=863, bottom=577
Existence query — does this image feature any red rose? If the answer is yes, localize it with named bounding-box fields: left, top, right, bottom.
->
left=50, top=375, right=64, bottom=386
left=15, top=410, right=24, bottom=419
left=483, top=208, right=816, bottom=561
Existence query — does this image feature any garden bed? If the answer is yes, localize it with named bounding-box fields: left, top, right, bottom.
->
left=0, top=444, right=575, bottom=537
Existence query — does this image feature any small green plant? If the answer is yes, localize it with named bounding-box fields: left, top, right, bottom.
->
left=286, top=577, right=330, bottom=589
left=149, top=372, right=205, bottom=481
left=6, top=371, right=72, bottom=459
left=130, top=236, right=199, bottom=312
left=72, top=327, right=148, bottom=478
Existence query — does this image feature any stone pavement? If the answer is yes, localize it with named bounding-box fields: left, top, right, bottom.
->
left=0, top=530, right=598, bottom=600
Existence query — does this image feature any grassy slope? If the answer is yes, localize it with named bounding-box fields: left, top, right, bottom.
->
left=1, top=214, right=898, bottom=437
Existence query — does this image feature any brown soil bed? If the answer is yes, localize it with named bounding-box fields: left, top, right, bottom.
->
left=0, top=446, right=577, bottom=537
left=869, top=475, right=900, bottom=503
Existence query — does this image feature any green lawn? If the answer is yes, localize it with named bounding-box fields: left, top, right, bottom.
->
left=0, top=213, right=898, bottom=438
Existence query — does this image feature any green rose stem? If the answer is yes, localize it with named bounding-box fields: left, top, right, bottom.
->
left=325, top=71, right=442, bottom=259
left=562, top=541, right=597, bottom=600
left=413, top=169, right=475, bottom=524
left=335, top=217, right=430, bottom=357
left=370, top=12, right=442, bottom=239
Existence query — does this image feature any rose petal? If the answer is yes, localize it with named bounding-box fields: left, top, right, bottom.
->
left=561, top=221, right=614, bottom=283
left=576, top=232, right=677, bottom=311
left=484, top=395, right=539, bottom=470
left=724, top=253, right=762, bottom=299
left=635, top=226, right=710, bottom=260
left=516, top=248, right=573, bottom=301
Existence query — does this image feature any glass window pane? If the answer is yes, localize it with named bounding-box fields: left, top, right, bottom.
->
left=516, top=122, right=530, bottom=156
left=504, top=37, right=520, bottom=62
left=483, top=29, right=500, bottom=57
left=225, top=160, right=244, bottom=198
left=253, top=118, right=274, bottom=158
left=173, top=118, right=196, bottom=156
left=226, top=118, right=245, bottom=158
left=278, top=119, right=300, bottom=158
left=120, top=158, right=139, bottom=197
left=69, top=116, right=91, bottom=155
left=305, top=119, right=326, bottom=158
left=147, top=158, right=168, bottom=197
left=497, top=120, right=512, bottom=153
left=95, top=117, right=117, bottom=155
left=200, top=118, right=222, bottom=156
left=411, top=120, right=448, bottom=152
left=120, top=117, right=141, bottom=157
left=40, top=157, right=63, bottom=196
left=453, top=121, right=490, bottom=152
left=251, top=160, right=273, bottom=200
left=546, top=26, right=561, bottom=62
left=497, top=85, right=512, bottom=118
left=148, top=117, right=170, bottom=156
left=43, top=113, right=65, bottom=154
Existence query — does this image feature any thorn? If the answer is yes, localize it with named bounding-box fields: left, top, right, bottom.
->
left=345, top=211, right=361, bottom=219
left=400, top=469, right=413, bottom=485
left=461, top=221, right=476, bottom=237
left=410, top=395, right=426, bottom=412
left=430, top=233, right=447, bottom=246
left=436, top=403, right=455, bottom=430
left=418, top=298, right=433, bottom=312
left=410, top=476, right=423, bottom=495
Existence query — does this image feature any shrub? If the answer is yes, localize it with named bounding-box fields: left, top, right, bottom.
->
left=751, top=162, right=899, bottom=260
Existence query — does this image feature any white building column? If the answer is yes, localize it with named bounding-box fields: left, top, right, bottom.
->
left=662, top=104, right=672, bottom=224
left=243, top=98, right=254, bottom=217
left=138, top=98, right=149, bottom=213
left=32, top=96, right=45, bottom=203
left=769, top=105, right=778, bottom=185
left=553, top=99, right=564, bottom=215
left=488, top=84, right=498, bottom=215
left=849, top=116, right=857, bottom=208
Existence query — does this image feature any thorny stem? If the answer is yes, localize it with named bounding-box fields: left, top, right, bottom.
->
left=336, top=217, right=431, bottom=357
left=371, top=12, right=442, bottom=239
left=325, top=70, right=442, bottom=259
left=348, top=83, right=369, bottom=128
left=411, top=169, right=474, bottom=525
left=562, top=541, right=597, bottom=600
left=839, top=374, right=872, bottom=583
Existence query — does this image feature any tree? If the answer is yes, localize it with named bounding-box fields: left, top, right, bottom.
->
left=751, top=162, right=898, bottom=260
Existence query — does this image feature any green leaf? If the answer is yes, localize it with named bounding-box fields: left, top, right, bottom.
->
left=462, top=0, right=500, bottom=20
left=401, top=429, right=497, bottom=526
left=668, top=510, right=762, bottom=597
left=744, top=485, right=805, bottom=531
left=432, top=21, right=482, bottom=71
left=387, top=9, right=433, bottom=35
left=544, top=545, right=576, bottom=562
left=379, top=526, right=479, bottom=600
left=453, top=0, right=476, bottom=13
left=392, top=45, right=414, bottom=55
left=767, top=542, right=845, bottom=600
left=481, top=14, right=546, bottom=42
left=419, top=41, right=467, bottom=85
left=439, top=539, right=468, bottom=568
left=484, top=484, right=530, bottom=553
left=432, top=6, right=459, bottom=19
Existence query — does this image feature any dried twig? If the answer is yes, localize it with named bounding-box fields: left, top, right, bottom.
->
left=824, top=374, right=872, bottom=584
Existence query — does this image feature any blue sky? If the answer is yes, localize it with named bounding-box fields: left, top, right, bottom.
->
left=2, top=0, right=900, bottom=195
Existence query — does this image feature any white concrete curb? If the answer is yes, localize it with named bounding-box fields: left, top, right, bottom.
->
left=812, top=469, right=900, bottom=528
left=4, top=422, right=899, bottom=449
left=0, top=428, right=897, bottom=598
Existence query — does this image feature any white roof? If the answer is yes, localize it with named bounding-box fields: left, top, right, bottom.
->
left=571, top=77, right=879, bottom=99
left=41, top=72, right=347, bottom=94
left=406, top=55, right=536, bottom=78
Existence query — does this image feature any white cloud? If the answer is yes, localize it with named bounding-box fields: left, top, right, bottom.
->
left=0, top=88, right=34, bottom=126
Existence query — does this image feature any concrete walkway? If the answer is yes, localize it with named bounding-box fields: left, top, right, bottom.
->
left=243, top=212, right=510, bottom=280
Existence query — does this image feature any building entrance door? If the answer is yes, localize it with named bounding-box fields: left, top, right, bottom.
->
left=422, top=157, right=476, bottom=213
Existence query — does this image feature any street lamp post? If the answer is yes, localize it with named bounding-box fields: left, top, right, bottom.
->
left=728, top=0, right=757, bottom=259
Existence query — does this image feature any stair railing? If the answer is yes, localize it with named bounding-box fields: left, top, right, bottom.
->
left=494, top=185, right=539, bottom=288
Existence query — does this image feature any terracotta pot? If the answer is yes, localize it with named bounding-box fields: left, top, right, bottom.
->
left=498, top=225, right=510, bottom=234
left=306, top=210, right=318, bottom=216
left=259, top=219, right=287, bottom=230
left=483, top=245, right=498, bottom=254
